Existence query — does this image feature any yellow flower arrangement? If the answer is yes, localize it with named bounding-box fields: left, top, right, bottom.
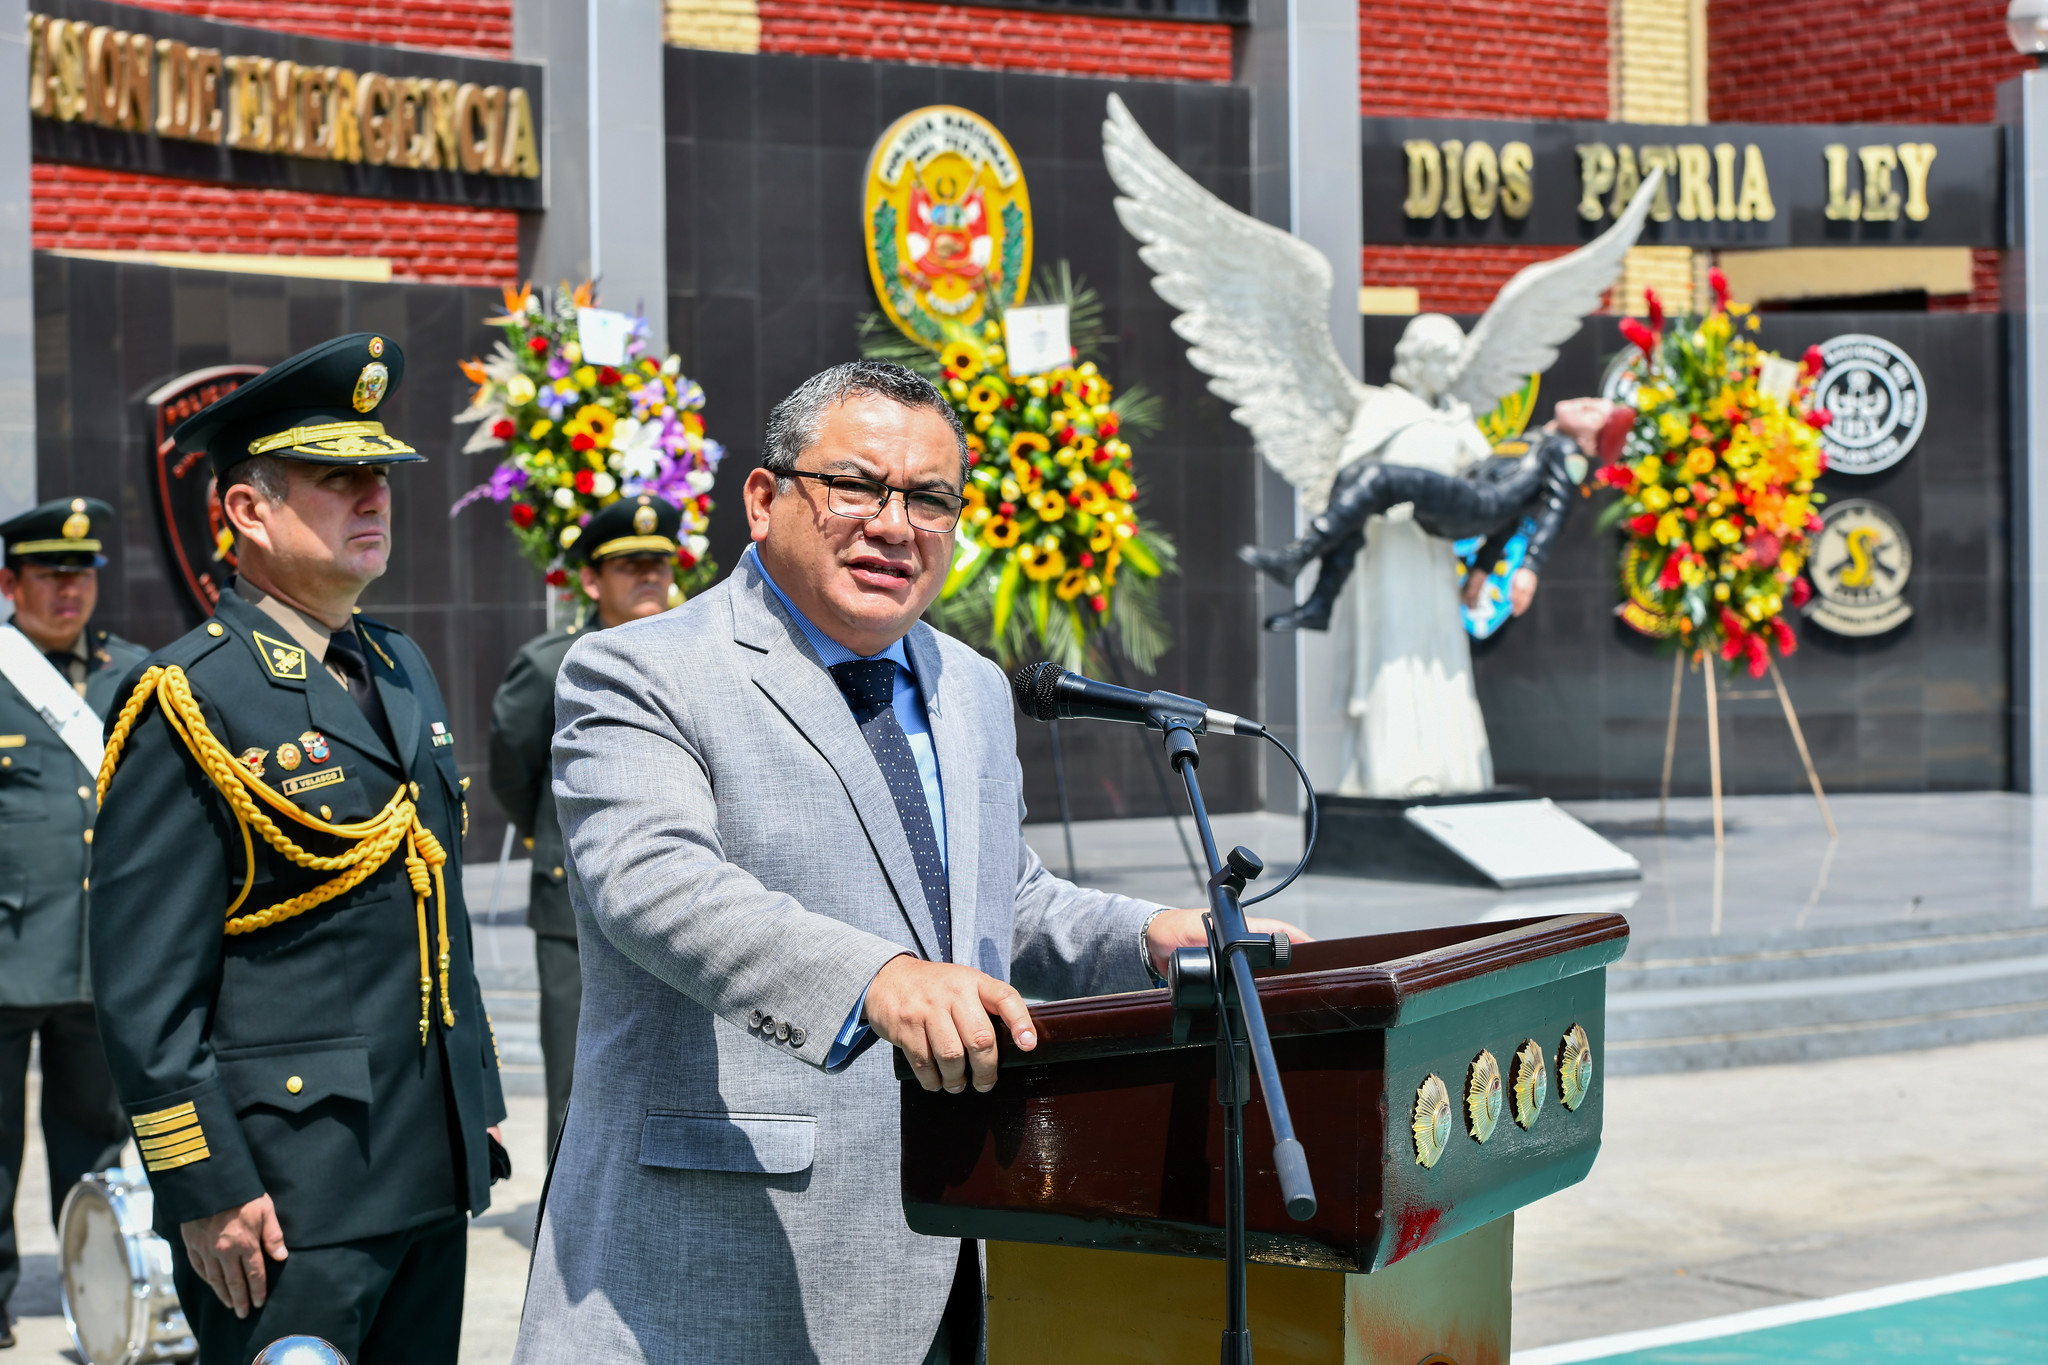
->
left=1602, top=272, right=1827, bottom=676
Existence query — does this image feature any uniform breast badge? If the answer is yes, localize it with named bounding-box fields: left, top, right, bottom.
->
left=430, top=722, right=454, bottom=748
left=301, top=731, right=330, bottom=763
left=275, top=742, right=302, bottom=772
left=239, top=748, right=267, bottom=778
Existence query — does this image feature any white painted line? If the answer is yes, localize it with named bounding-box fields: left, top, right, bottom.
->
left=1511, top=1256, right=2048, bottom=1364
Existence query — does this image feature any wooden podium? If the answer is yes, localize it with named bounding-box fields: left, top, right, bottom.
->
left=900, top=912, right=1629, bottom=1364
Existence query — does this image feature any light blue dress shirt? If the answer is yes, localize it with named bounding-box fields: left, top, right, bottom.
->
left=751, top=546, right=945, bottom=1071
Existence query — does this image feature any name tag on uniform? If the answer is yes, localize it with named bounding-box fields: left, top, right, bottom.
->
left=281, top=767, right=346, bottom=796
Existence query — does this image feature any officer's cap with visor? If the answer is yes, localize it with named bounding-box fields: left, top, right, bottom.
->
left=567, top=494, right=682, bottom=566
left=0, top=496, right=114, bottom=570
left=171, top=332, right=424, bottom=479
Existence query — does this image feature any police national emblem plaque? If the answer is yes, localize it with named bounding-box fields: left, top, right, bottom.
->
left=1806, top=498, right=1913, bottom=636
left=1812, top=334, right=1926, bottom=475
left=148, top=365, right=267, bottom=613
left=863, top=106, right=1032, bottom=349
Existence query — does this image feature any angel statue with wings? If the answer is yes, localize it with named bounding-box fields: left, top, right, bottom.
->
left=1103, top=95, right=1660, bottom=799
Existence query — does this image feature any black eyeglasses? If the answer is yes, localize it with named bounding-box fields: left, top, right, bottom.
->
left=785, top=470, right=966, bottom=533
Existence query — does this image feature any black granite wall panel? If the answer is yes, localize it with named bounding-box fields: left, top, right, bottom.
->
left=665, top=48, right=1264, bottom=822
left=32, top=253, right=542, bottom=862
left=1360, top=311, right=2010, bottom=797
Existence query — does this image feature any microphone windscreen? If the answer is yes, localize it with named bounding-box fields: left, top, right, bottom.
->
left=1010, top=662, right=1067, bottom=722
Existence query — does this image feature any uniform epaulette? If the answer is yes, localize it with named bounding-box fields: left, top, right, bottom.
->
left=151, top=619, right=235, bottom=671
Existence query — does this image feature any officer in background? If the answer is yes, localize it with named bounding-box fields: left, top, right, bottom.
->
left=489, top=494, right=682, bottom=1150
left=0, top=498, right=143, bottom=1348
left=90, top=335, right=506, bottom=1364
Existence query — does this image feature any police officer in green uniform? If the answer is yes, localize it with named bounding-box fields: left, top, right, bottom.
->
left=90, top=335, right=507, bottom=1364
left=488, top=494, right=682, bottom=1150
left=0, top=497, right=143, bottom=1347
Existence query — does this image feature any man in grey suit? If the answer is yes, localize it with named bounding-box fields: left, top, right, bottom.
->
left=513, top=361, right=1302, bottom=1364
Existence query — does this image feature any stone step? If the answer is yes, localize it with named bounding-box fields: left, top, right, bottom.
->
left=1609, top=921, right=2048, bottom=990
left=1606, top=952, right=2048, bottom=1073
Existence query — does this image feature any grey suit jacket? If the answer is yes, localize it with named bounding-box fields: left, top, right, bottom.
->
left=513, top=553, right=1162, bottom=1365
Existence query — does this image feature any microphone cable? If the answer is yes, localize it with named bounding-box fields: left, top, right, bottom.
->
left=1243, top=728, right=1317, bottom=908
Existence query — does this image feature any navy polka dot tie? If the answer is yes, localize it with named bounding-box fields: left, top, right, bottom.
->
left=830, top=659, right=951, bottom=963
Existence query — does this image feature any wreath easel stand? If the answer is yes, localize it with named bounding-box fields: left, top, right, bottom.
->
left=1656, top=650, right=1838, bottom=847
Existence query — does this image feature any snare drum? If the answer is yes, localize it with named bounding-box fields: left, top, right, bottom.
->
left=58, top=1169, right=196, bottom=1365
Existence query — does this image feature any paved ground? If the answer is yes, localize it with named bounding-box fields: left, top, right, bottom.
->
left=13, top=1031, right=2042, bottom=1361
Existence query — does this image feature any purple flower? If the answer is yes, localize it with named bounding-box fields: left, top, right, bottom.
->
left=547, top=355, right=571, bottom=381
left=450, top=464, right=527, bottom=518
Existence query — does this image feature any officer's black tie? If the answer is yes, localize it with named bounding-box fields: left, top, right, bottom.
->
left=327, top=627, right=399, bottom=758
left=829, top=659, right=950, bottom=962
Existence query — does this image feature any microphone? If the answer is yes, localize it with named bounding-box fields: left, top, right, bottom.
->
left=1010, top=662, right=1264, bottom=737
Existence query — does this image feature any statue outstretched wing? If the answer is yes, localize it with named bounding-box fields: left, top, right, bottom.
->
left=1102, top=93, right=1367, bottom=498
left=1448, top=169, right=1665, bottom=415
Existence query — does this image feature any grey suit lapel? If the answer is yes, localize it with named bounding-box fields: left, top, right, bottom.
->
left=905, top=625, right=976, bottom=968
left=731, top=560, right=942, bottom=961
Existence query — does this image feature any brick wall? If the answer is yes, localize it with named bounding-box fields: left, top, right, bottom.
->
left=755, top=0, right=1235, bottom=81
left=1360, top=0, right=1608, bottom=315
left=122, top=0, right=511, bottom=57
left=30, top=0, right=521, bottom=282
left=1709, top=0, right=2017, bottom=309
left=1708, top=0, right=2023, bottom=124
left=32, top=165, right=522, bottom=284
left=1360, top=0, right=1609, bottom=119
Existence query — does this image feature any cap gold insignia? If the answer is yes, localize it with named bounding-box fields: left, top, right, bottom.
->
left=633, top=504, right=658, bottom=535
left=368, top=336, right=385, bottom=358
left=352, top=362, right=390, bottom=414
left=1465, top=1049, right=1502, bottom=1143
left=1558, top=1024, right=1592, bottom=1111
left=300, top=730, right=331, bottom=763
left=1512, top=1039, right=1547, bottom=1130
left=239, top=747, right=267, bottom=778
left=61, top=510, right=90, bottom=539
left=250, top=630, right=308, bottom=681
left=1412, top=1073, right=1451, bottom=1169
left=275, top=742, right=302, bottom=772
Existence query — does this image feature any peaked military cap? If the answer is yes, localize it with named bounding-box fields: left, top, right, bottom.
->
left=171, top=332, right=424, bottom=475
left=569, top=494, right=681, bottom=565
left=1, top=495, right=113, bottom=568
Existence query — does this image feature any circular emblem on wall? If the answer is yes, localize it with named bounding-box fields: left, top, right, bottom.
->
left=147, top=364, right=268, bottom=614
left=1512, top=1039, right=1547, bottom=1130
left=1412, top=1074, right=1452, bottom=1168
left=1465, top=1050, right=1502, bottom=1142
left=1558, top=1024, right=1593, bottom=1111
left=863, top=106, right=1032, bottom=350
left=1812, top=334, right=1925, bottom=474
left=1805, top=498, right=1913, bottom=637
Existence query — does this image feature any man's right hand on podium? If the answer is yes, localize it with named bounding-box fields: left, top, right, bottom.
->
left=864, top=955, right=1038, bottom=1094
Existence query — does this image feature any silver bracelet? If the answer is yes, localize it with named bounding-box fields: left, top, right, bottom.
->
left=1140, top=907, right=1174, bottom=988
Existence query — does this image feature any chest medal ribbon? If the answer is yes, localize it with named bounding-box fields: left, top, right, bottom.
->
left=99, top=665, right=456, bottom=1043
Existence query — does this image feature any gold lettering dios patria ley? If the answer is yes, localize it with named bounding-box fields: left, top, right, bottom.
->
left=26, top=12, right=540, bottom=178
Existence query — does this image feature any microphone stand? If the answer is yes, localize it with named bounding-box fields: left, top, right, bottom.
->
left=1155, top=715, right=1316, bottom=1365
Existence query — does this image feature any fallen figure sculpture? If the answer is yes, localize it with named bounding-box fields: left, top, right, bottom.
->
left=1241, top=398, right=1635, bottom=631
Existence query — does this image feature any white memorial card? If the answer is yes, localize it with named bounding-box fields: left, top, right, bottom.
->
left=1757, top=353, right=1800, bottom=404
left=1003, top=305, right=1072, bottom=376
left=577, top=308, right=633, bottom=366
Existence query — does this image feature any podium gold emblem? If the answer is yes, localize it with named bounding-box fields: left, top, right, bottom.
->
left=1559, top=1024, right=1592, bottom=1110
left=1412, top=1074, right=1452, bottom=1168
left=1466, top=1049, right=1502, bottom=1142
left=1512, top=1039, right=1547, bottom=1129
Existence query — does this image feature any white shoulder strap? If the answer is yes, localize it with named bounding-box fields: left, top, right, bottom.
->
left=0, top=623, right=105, bottom=775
